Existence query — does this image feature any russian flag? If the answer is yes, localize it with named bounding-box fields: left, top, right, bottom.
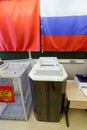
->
left=40, top=0, right=87, bottom=51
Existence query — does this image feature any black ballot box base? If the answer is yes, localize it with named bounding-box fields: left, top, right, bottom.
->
left=30, top=80, right=66, bottom=122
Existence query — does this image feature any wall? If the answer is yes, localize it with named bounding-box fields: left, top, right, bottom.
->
left=0, top=52, right=29, bottom=60
left=61, top=60, right=87, bottom=80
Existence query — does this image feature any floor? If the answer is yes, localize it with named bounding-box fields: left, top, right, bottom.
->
left=0, top=108, right=87, bottom=130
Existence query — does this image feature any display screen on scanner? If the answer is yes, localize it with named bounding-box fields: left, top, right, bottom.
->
left=76, top=74, right=87, bottom=82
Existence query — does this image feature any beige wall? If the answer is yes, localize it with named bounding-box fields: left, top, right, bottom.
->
left=62, top=60, right=87, bottom=80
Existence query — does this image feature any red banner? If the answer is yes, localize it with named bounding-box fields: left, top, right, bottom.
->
left=0, top=86, right=15, bottom=103
left=0, top=0, right=40, bottom=51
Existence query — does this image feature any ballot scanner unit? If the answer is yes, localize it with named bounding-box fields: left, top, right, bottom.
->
left=0, top=61, right=32, bottom=120
left=29, top=57, right=68, bottom=122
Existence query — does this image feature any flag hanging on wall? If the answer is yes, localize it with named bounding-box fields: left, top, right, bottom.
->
left=0, top=0, right=40, bottom=51
left=40, top=0, right=87, bottom=51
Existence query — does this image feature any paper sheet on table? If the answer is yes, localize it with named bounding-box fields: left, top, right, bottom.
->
left=81, top=87, right=87, bottom=96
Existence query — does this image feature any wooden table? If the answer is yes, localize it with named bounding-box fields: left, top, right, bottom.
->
left=65, top=80, right=87, bottom=127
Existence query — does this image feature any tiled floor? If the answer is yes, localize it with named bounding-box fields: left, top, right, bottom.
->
left=0, top=108, right=87, bottom=130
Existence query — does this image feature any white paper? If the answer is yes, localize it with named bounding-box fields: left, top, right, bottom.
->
left=81, top=87, right=87, bottom=96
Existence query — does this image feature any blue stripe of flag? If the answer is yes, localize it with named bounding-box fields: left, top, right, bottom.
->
left=41, top=15, right=87, bottom=36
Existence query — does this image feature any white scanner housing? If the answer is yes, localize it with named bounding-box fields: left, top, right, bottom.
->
left=74, top=74, right=87, bottom=89
left=29, top=57, right=68, bottom=81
